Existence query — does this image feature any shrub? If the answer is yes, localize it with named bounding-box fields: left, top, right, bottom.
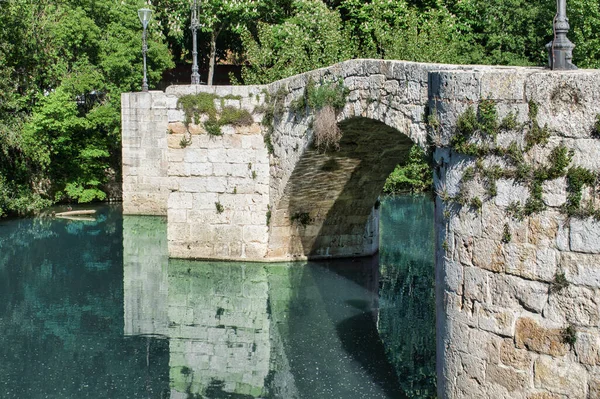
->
left=313, top=105, right=342, bottom=152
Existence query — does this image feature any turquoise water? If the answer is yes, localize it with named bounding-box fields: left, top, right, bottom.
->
left=0, top=196, right=435, bottom=398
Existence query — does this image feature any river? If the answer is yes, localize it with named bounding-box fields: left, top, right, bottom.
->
left=0, top=195, right=435, bottom=399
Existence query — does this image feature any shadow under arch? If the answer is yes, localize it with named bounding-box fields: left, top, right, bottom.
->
left=268, top=116, right=416, bottom=259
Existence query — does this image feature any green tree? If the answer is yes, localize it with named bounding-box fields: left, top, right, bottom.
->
left=240, top=0, right=354, bottom=84
left=0, top=0, right=173, bottom=215
left=383, top=146, right=432, bottom=194
left=199, top=0, right=260, bottom=85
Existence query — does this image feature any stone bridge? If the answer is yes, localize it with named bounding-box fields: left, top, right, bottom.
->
left=122, top=59, right=600, bottom=398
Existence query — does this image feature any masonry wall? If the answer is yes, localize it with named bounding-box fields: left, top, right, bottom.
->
left=433, top=68, right=600, bottom=399
left=121, top=92, right=172, bottom=215
left=164, top=85, right=271, bottom=260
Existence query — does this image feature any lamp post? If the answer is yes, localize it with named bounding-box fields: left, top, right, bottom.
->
left=138, top=8, right=152, bottom=91
left=190, top=0, right=201, bottom=84
left=546, top=0, right=577, bottom=70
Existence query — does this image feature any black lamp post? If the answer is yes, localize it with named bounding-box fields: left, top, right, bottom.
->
left=190, top=0, right=201, bottom=84
left=546, top=0, right=577, bottom=70
left=138, top=8, right=152, bottom=91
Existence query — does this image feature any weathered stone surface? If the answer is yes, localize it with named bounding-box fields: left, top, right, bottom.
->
left=542, top=178, right=567, bottom=207
left=574, top=331, right=600, bottom=366
left=545, top=285, right=600, bottom=327
left=500, top=339, right=532, bottom=370
left=561, top=252, right=600, bottom=288
left=515, top=317, right=568, bottom=357
left=534, top=356, right=587, bottom=397
left=473, top=239, right=505, bottom=272
left=571, top=218, right=600, bottom=254
left=590, top=377, right=600, bottom=399
left=495, top=179, right=530, bottom=207
left=527, top=393, right=562, bottom=399
left=486, top=363, right=529, bottom=392
left=167, top=122, right=187, bottom=134
left=478, top=304, right=515, bottom=337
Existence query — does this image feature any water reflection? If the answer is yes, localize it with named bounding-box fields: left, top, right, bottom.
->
left=0, top=206, right=170, bottom=399
left=123, top=195, right=435, bottom=398
left=0, top=196, right=434, bottom=399
left=378, top=196, right=436, bottom=398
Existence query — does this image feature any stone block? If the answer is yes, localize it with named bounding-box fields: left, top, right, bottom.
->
left=486, top=363, right=529, bottom=393
left=243, top=226, right=268, bottom=244
left=515, top=317, right=567, bottom=357
left=545, top=285, right=600, bottom=327
left=472, top=239, right=505, bottom=273
left=534, top=356, right=587, bottom=397
left=480, top=70, right=526, bottom=101
left=191, top=193, right=219, bottom=210
left=184, top=149, right=208, bottom=164
left=527, top=392, right=562, bottom=399
left=432, top=71, right=481, bottom=101
left=168, top=192, right=193, bottom=210
left=495, top=179, right=530, bottom=207
left=168, top=222, right=190, bottom=241
left=167, top=122, right=187, bottom=134
left=168, top=109, right=185, bottom=122
left=463, top=266, right=489, bottom=303
left=500, top=339, right=532, bottom=371
left=205, top=177, right=227, bottom=193
left=488, top=274, right=548, bottom=314
left=477, top=304, right=515, bottom=337
left=574, top=331, right=600, bottom=366
left=189, top=163, right=213, bottom=177
left=178, top=179, right=206, bottom=193
left=207, top=148, right=227, bottom=163
left=561, top=252, right=600, bottom=288
left=168, top=162, right=190, bottom=177
left=571, top=218, right=600, bottom=254
left=590, top=377, right=600, bottom=399
left=526, top=72, right=600, bottom=139
left=542, top=178, right=567, bottom=207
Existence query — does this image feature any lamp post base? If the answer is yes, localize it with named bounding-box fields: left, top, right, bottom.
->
left=191, top=72, right=201, bottom=85
left=546, top=38, right=577, bottom=70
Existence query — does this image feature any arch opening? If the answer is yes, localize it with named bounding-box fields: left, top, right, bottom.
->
left=267, top=117, right=420, bottom=259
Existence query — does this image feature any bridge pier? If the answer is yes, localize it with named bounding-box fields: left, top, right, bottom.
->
left=123, top=59, right=600, bottom=398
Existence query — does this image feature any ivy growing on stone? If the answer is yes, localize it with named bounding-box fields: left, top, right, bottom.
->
left=565, top=167, right=597, bottom=217
left=177, top=93, right=254, bottom=137
left=290, top=211, right=311, bottom=226
left=562, top=325, right=577, bottom=348
left=551, top=271, right=569, bottom=293
left=447, top=100, right=598, bottom=220
left=501, top=223, right=512, bottom=243
left=592, top=114, right=600, bottom=138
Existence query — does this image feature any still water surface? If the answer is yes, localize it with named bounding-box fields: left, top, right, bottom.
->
left=0, top=196, right=434, bottom=399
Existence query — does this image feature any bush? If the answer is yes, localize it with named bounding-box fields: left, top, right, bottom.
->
left=313, top=105, right=342, bottom=152
left=384, top=145, right=432, bottom=194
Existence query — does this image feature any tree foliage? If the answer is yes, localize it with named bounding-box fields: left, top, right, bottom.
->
left=240, top=0, right=354, bottom=84
left=383, top=146, right=432, bottom=194
left=0, top=0, right=173, bottom=216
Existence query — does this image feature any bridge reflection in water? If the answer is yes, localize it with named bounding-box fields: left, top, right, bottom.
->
left=123, top=196, right=435, bottom=399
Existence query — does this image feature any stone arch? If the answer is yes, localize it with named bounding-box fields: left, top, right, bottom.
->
left=267, top=116, right=419, bottom=260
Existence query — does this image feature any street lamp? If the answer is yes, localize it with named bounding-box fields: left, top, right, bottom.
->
left=546, top=0, right=577, bottom=70
left=138, top=8, right=152, bottom=91
left=190, top=0, right=201, bottom=84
